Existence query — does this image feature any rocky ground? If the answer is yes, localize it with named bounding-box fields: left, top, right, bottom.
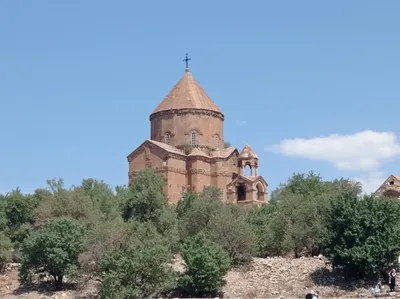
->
left=1, top=257, right=397, bottom=298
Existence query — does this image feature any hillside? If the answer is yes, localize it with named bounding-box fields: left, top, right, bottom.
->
left=0, top=257, right=386, bottom=299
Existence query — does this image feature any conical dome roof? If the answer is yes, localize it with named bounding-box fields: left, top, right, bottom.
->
left=239, top=144, right=259, bottom=159
left=151, top=69, right=223, bottom=116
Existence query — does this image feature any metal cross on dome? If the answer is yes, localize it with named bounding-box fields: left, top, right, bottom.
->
left=183, top=53, right=191, bottom=69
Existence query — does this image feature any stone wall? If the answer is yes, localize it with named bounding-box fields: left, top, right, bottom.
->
left=150, top=110, right=224, bottom=149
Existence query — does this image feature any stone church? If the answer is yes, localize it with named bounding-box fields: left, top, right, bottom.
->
left=127, top=62, right=268, bottom=205
left=374, top=174, right=400, bottom=198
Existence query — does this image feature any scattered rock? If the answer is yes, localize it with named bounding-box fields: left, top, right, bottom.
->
left=223, top=257, right=373, bottom=298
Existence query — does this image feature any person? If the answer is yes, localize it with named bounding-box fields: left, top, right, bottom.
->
left=389, top=268, right=396, bottom=292
left=371, top=283, right=381, bottom=298
left=305, top=291, right=314, bottom=299
left=305, top=290, right=319, bottom=299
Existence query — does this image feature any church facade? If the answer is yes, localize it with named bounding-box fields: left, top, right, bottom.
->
left=127, top=64, right=268, bottom=205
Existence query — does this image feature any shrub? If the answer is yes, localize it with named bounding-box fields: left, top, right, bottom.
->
left=0, top=231, right=12, bottom=272
left=99, top=221, right=176, bottom=299
left=178, top=193, right=223, bottom=241
left=206, top=204, right=257, bottom=265
left=247, top=203, right=281, bottom=257
left=19, top=218, right=86, bottom=289
left=324, top=194, right=400, bottom=278
left=179, top=233, right=231, bottom=296
left=120, top=169, right=167, bottom=225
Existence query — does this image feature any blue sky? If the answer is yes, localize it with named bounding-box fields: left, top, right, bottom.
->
left=1, top=1, right=399, bottom=195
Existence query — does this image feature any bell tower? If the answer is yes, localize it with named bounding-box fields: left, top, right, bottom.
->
left=238, top=144, right=259, bottom=177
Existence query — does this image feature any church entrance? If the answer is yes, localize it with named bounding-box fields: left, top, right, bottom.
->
left=237, top=183, right=246, bottom=201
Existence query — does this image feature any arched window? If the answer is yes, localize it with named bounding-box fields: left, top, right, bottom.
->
left=165, top=133, right=170, bottom=145
left=256, top=184, right=262, bottom=201
left=191, top=132, right=197, bottom=145
left=214, top=135, right=219, bottom=148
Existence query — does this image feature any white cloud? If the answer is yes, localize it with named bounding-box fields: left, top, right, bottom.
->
left=236, top=120, right=248, bottom=127
left=265, top=130, right=400, bottom=171
left=353, top=171, right=386, bottom=194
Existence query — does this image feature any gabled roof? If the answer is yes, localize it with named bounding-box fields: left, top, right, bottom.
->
left=127, top=139, right=186, bottom=161
left=211, top=147, right=238, bottom=159
left=188, top=147, right=209, bottom=157
left=227, top=174, right=269, bottom=188
left=147, top=140, right=186, bottom=155
left=239, top=144, right=258, bottom=159
left=151, top=69, right=223, bottom=116
left=373, top=174, right=400, bottom=195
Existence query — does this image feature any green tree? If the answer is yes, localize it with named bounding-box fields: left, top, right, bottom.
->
left=19, top=218, right=86, bottom=289
left=0, top=231, right=12, bottom=272
left=247, top=203, right=281, bottom=257
left=78, top=219, right=126, bottom=277
left=223, top=141, right=231, bottom=148
left=271, top=172, right=362, bottom=202
left=35, top=178, right=102, bottom=229
left=263, top=172, right=360, bottom=257
left=121, top=169, right=167, bottom=224
left=277, top=193, right=328, bottom=256
left=4, top=189, right=38, bottom=242
left=99, top=221, right=176, bottom=299
left=79, top=178, right=121, bottom=221
left=201, top=186, right=223, bottom=201
left=324, top=194, right=400, bottom=278
left=178, top=192, right=223, bottom=241
left=176, top=191, right=198, bottom=219
left=118, top=170, right=179, bottom=251
left=12, top=223, right=33, bottom=250
left=0, top=195, right=7, bottom=232
left=179, top=233, right=231, bottom=296
left=206, top=204, right=257, bottom=264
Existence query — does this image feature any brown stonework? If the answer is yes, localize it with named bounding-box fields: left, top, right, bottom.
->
left=374, top=175, right=400, bottom=199
left=127, top=67, right=269, bottom=205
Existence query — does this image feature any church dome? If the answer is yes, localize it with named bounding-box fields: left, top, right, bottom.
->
left=150, top=66, right=224, bottom=149
left=239, top=144, right=258, bottom=159
left=150, top=69, right=223, bottom=117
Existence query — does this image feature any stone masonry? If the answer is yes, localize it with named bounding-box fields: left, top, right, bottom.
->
left=374, top=174, right=400, bottom=198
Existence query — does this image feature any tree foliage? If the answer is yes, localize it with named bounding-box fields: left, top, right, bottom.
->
left=179, top=233, right=231, bottom=296
left=35, top=179, right=102, bottom=229
left=121, top=168, right=167, bottom=223
left=119, top=169, right=179, bottom=251
left=249, top=172, right=363, bottom=257
left=99, top=221, right=176, bottom=299
left=4, top=189, right=38, bottom=243
left=0, top=195, right=7, bottom=232
left=19, top=218, right=86, bottom=289
left=1, top=167, right=398, bottom=292
left=206, top=204, right=257, bottom=264
left=178, top=187, right=224, bottom=241
left=324, top=194, right=400, bottom=278
left=0, top=231, right=12, bottom=272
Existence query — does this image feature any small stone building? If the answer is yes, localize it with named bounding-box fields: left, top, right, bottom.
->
left=127, top=66, right=268, bottom=205
left=374, top=174, right=400, bottom=198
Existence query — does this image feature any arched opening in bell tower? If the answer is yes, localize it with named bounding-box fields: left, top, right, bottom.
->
left=244, top=164, right=251, bottom=176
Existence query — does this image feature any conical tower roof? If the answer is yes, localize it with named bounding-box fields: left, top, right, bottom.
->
left=239, top=144, right=259, bottom=159
left=151, top=69, right=223, bottom=116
